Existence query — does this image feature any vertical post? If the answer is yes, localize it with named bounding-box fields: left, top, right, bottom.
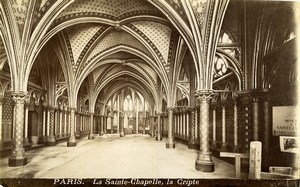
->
left=183, top=110, right=186, bottom=139
left=195, top=90, right=214, bottom=172
left=48, top=107, right=56, bottom=145
left=143, top=117, right=146, bottom=134
left=9, top=91, right=27, bottom=166
left=100, top=115, right=104, bottom=136
left=156, top=113, right=162, bottom=141
left=166, top=107, right=175, bottom=149
left=88, top=113, right=94, bottom=139
left=186, top=110, right=189, bottom=139
left=249, top=141, right=262, bottom=179
left=46, top=108, right=50, bottom=138
left=212, top=106, right=216, bottom=147
left=24, top=102, right=29, bottom=144
left=188, top=108, right=196, bottom=149
left=67, top=108, right=76, bottom=147
left=253, top=98, right=259, bottom=141
left=64, top=107, right=67, bottom=137
left=233, top=99, right=239, bottom=152
left=111, top=116, right=114, bottom=134
left=59, top=108, right=63, bottom=137
left=120, top=115, right=124, bottom=137
left=221, top=105, right=226, bottom=150
left=42, top=106, right=46, bottom=141
left=0, top=94, right=3, bottom=143
left=151, top=116, right=154, bottom=137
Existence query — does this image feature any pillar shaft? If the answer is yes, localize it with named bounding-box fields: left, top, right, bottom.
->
left=195, top=90, right=214, bottom=172
left=48, top=107, right=56, bottom=144
left=156, top=114, right=162, bottom=141
left=221, top=105, right=226, bottom=149
left=0, top=95, right=3, bottom=142
left=24, top=104, right=29, bottom=144
left=9, top=91, right=27, bottom=166
left=212, top=106, right=216, bottom=145
left=188, top=108, right=196, bottom=149
left=233, top=100, right=238, bottom=151
left=88, top=113, right=94, bottom=139
left=166, top=107, right=175, bottom=149
left=253, top=98, right=259, bottom=141
left=67, top=108, right=76, bottom=146
left=100, top=116, right=104, bottom=136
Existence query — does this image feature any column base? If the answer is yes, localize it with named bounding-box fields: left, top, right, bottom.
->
left=166, top=143, right=175, bottom=149
left=188, top=143, right=197, bottom=149
left=47, top=141, right=57, bottom=146
left=233, top=146, right=239, bottom=152
left=156, top=136, right=162, bottom=141
left=120, top=132, right=125, bottom=137
left=195, top=159, right=214, bottom=172
left=100, top=132, right=104, bottom=136
left=88, top=134, right=94, bottom=139
left=8, top=155, right=27, bottom=167
left=67, top=141, right=76, bottom=147
left=221, top=143, right=227, bottom=150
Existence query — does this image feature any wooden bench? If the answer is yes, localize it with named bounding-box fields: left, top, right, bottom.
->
left=220, top=152, right=249, bottom=178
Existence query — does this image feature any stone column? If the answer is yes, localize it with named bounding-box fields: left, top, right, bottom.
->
left=188, top=108, right=196, bottom=149
left=151, top=116, right=154, bottom=137
left=120, top=115, right=124, bottom=137
left=195, top=90, right=214, bottom=172
left=183, top=110, right=186, bottom=139
left=23, top=102, right=29, bottom=144
left=100, top=115, right=104, bottom=136
left=221, top=104, right=226, bottom=150
left=143, top=117, right=146, bottom=134
left=88, top=113, right=94, bottom=139
left=104, top=116, right=107, bottom=134
left=253, top=98, right=259, bottom=141
left=166, top=107, right=175, bottom=149
left=48, top=107, right=56, bottom=145
left=262, top=93, right=270, bottom=170
left=186, top=110, right=189, bottom=139
left=156, top=113, right=162, bottom=141
left=212, top=106, right=217, bottom=147
left=0, top=94, right=3, bottom=143
left=63, top=107, right=67, bottom=137
left=42, top=106, right=46, bottom=141
left=9, top=91, right=27, bottom=166
left=59, top=108, right=63, bottom=137
left=233, top=99, right=239, bottom=152
left=111, top=116, right=114, bottom=134
left=67, top=108, right=76, bottom=147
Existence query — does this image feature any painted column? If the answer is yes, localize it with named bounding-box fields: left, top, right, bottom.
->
left=188, top=108, right=196, bottom=149
left=166, top=107, right=175, bottom=149
left=24, top=102, right=29, bottom=144
left=156, top=113, right=162, bottom=141
left=8, top=91, right=27, bottom=166
left=212, top=106, right=217, bottom=147
left=253, top=97, right=259, bottom=141
left=59, top=108, right=63, bottom=137
left=46, top=108, right=50, bottom=138
left=48, top=107, right=56, bottom=145
left=186, top=110, right=189, bottom=139
left=67, top=108, right=76, bottom=147
left=42, top=106, right=46, bottom=140
left=88, top=113, right=94, bottom=139
left=143, top=117, right=146, bottom=134
left=64, top=107, right=67, bottom=137
left=233, top=99, right=239, bottom=152
left=183, top=110, right=186, bottom=139
left=151, top=116, right=154, bottom=137
left=120, top=115, right=124, bottom=137
left=0, top=94, right=3, bottom=143
left=221, top=105, right=226, bottom=150
left=195, top=90, right=214, bottom=172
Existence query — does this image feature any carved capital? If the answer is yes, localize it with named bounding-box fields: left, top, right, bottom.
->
left=194, top=90, right=213, bottom=102
left=10, top=91, right=27, bottom=104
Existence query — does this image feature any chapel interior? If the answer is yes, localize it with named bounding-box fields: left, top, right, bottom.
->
left=0, top=0, right=299, bottom=179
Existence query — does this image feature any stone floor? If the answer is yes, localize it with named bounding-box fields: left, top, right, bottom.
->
left=0, top=134, right=239, bottom=179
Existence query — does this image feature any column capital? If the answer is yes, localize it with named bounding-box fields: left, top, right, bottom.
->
left=194, top=90, right=214, bottom=102
left=166, top=107, right=175, bottom=112
left=10, top=91, right=27, bottom=104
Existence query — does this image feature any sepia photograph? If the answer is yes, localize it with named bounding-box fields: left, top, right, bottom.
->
left=0, top=0, right=299, bottom=186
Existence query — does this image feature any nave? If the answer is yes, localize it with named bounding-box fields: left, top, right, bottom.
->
left=0, top=135, right=237, bottom=179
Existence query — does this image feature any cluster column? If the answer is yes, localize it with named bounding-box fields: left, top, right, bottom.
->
left=9, top=91, right=27, bottom=166
left=195, top=90, right=214, bottom=172
left=67, top=108, right=76, bottom=147
left=0, top=93, right=3, bottom=145
left=166, top=107, right=175, bottom=149
left=48, top=107, right=56, bottom=145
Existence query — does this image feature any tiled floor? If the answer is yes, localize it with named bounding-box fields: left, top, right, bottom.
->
left=0, top=134, right=237, bottom=179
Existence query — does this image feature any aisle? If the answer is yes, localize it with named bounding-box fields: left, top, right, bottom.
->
left=0, top=135, right=236, bottom=178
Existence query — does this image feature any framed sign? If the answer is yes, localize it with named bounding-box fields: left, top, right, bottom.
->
left=279, top=136, right=299, bottom=153
left=272, top=106, right=298, bottom=136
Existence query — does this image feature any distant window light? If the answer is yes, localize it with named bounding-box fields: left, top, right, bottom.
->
left=220, top=33, right=233, bottom=43
left=284, top=31, right=296, bottom=43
